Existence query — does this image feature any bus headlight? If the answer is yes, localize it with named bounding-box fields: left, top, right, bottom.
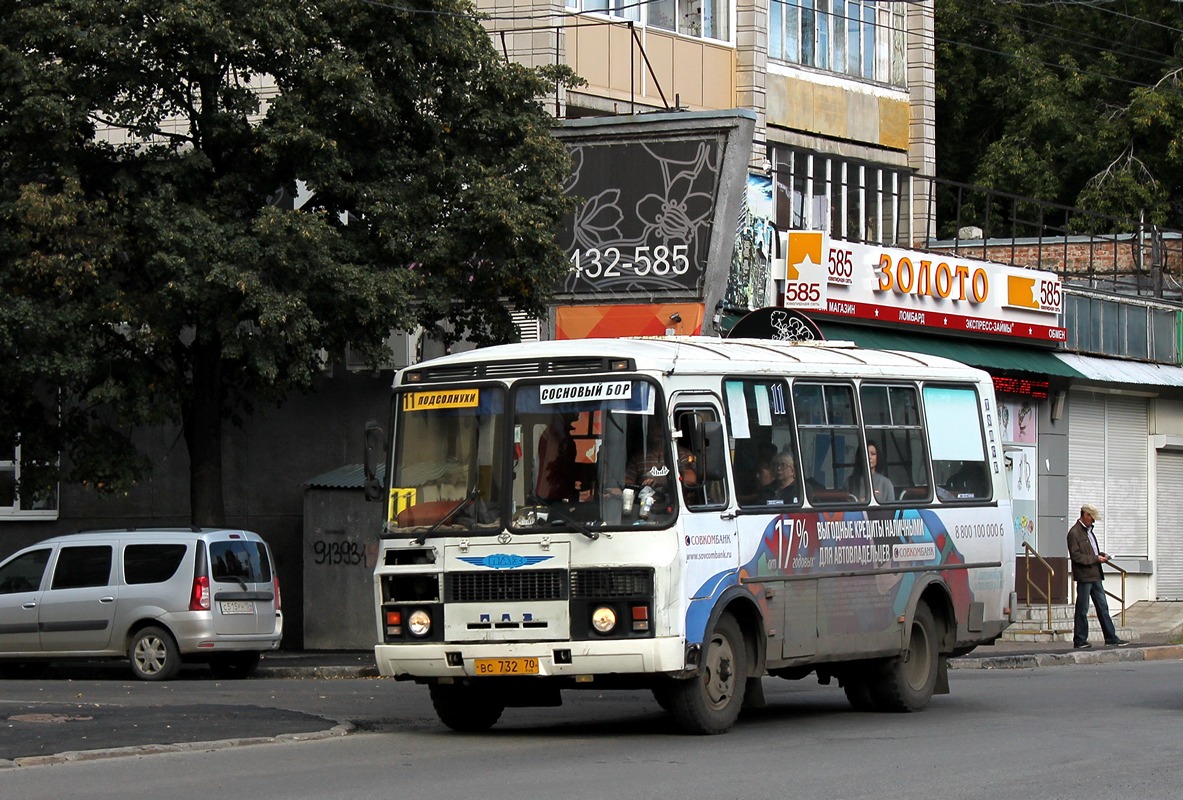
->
left=408, top=609, right=432, bottom=637
left=591, top=606, right=617, bottom=634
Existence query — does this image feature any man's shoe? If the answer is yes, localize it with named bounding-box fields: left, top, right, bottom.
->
left=1073, top=642, right=1093, bottom=649
left=1106, top=639, right=1131, bottom=648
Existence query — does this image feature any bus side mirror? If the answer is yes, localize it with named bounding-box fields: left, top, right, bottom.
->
left=363, top=421, right=385, bottom=502
left=696, top=421, right=728, bottom=482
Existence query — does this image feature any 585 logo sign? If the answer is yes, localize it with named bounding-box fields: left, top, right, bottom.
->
left=781, top=231, right=829, bottom=310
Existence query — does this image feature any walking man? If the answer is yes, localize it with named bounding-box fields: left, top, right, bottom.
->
left=1067, top=503, right=1129, bottom=649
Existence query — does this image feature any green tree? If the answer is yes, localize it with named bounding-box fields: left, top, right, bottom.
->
left=935, top=0, right=1183, bottom=231
left=0, top=0, right=575, bottom=525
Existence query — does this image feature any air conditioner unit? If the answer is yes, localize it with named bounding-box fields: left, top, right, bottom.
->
left=345, top=329, right=420, bottom=372
left=511, top=310, right=542, bottom=342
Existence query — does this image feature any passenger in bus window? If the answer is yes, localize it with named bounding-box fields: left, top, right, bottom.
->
left=847, top=441, right=894, bottom=503
left=624, top=425, right=697, bottom=496
left=535, top=412, right=578, bottom=502
left=944, top=460, right=987, bottom=499
left=748, top=460, right=775, bottom=503
left=767, top=452, right=802, bottom=505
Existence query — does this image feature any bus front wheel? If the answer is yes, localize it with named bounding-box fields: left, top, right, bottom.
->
left=872, top=603, right=940, bottom=712
left=669, top=613, right=748, bottom=735
left=429, top=683, right=505, bottom=732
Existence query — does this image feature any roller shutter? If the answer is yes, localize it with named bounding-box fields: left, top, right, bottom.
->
left=1155, top=452, right=1183, bottom=599
left=1068, top=391, right=1148, bottom=558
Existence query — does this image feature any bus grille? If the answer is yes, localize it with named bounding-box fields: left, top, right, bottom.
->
left=571, top=568, right=654, bottom=598
left=447, top=570, right=567, bottom=602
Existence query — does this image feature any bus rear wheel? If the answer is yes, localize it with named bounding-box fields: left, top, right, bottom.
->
left=871, top=603, right=939, bottom=712
left=429, top=683, right=505, bottom=732
left=842, top=673, right=878, bottom=711
left=669, top=613, right=748, bottom=735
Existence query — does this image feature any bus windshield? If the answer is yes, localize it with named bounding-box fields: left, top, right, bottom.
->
left=387, top=385, right=504, bottom=534
left=511, top=378, right=683, bottom=531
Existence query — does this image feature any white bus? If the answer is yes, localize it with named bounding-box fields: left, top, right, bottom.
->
left=366, top=337, right=1015, bottom=734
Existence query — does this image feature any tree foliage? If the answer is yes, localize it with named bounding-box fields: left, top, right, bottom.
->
left=936, top=0, right=1183, bottom=230
left=0, top=0, right=575, bottom=523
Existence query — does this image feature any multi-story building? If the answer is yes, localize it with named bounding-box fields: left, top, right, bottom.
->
left=482, top=0, right=1183, bottom=609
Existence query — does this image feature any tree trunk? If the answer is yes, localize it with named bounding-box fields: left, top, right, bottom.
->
left=184, top=340, right=227, bottom=527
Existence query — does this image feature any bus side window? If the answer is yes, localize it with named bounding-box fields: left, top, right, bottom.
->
left=794, top=382, right=863, bottom=504
left=723, top=379, right=799, bottom=510
left=923, top=385, right=991, bottom=503
left=861, top=384, right=931, bottom=503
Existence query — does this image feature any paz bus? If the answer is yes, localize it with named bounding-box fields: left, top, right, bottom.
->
left=365, top=336, right=1015, bottom=734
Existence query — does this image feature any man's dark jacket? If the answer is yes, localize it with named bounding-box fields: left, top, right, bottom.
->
left=1067, top=519, right=1104, bottom=582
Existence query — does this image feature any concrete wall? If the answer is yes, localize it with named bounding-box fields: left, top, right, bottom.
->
left=0, top=366, right=394, bottom=649
left=1037, top=396, right=1071, bottom=560
left=302, top=488, right=381, bottom=650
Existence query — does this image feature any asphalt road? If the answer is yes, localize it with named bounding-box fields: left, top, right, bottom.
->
left=2, top=659, right=1182, bottom=800
left=6, top=640, right=1181, bottom=766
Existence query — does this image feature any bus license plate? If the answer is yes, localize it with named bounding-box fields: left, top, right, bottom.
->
left=473, top=657, right=539, bottom=676
left=220, top=601, right=254, bottom=615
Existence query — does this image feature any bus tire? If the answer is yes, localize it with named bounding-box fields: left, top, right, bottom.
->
left=842, top=674, right=878, bottom=711
left=651, top=681, right=677, bottom=713
left=669, top=613, right=748, bottom=735
left=872, top=603, right=939, bottom=712
left=429, top=683, right=504, bottom=732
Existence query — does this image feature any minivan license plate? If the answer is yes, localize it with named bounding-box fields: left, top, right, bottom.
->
left=220, top=601, right=253, bottom=615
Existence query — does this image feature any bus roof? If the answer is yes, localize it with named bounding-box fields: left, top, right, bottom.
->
left=397, top=336, right=990, bottom=385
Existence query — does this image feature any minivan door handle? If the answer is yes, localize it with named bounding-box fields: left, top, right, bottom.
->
left=22, top=602, right=36, bottom=609
left=99, top=596, right=115, bottom=603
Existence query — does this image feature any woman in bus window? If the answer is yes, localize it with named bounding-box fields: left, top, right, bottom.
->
left=848, top=440, right=894, bottom=503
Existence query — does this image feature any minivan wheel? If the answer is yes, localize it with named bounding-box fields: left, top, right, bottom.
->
left=129, top=626, right=182, bottom=681
left=209, top=651, right=261, bottom=679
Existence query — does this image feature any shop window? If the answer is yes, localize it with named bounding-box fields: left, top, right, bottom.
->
left=0, top=441, right=59, bottom=520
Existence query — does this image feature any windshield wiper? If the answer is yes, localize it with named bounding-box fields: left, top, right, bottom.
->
left=528, top=494, right=600, bottom=541
left=412, top=488, right=481, bottom=545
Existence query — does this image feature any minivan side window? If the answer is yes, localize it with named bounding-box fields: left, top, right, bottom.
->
left=0, top=548, right=51, bottom=594
left=210, top=541, right=272, bottom=583
left=124, top=544, right=188, bottom=585
left=52, top=545, right=113, bottom=590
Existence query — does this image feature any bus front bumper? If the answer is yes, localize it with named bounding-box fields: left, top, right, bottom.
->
left=374, top=637, right=689, bottom=679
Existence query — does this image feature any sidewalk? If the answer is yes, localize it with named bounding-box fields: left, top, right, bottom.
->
left=948, top=638, right=1183, bottom=670
left=255, top=636, right=1183, bottom=679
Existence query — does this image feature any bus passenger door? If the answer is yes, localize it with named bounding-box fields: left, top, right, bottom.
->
left=672, top=401, right=739, bottom=606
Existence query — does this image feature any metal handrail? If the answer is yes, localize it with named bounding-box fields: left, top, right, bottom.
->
left=1069, top=556, right=1129, bottom=628
left=1019, top=542, right=1068, bottom=635
left=1104, top=559, right=1129, bottom=627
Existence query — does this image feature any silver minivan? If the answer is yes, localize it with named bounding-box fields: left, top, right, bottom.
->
left=0, top=528, right=283, bottom=680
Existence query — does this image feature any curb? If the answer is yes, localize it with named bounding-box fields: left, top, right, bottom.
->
left=950, top=643, right=1183, bottom=670
left=0, top=721, right=354, bottom=770
left=255, top=665, right=381, bottom=679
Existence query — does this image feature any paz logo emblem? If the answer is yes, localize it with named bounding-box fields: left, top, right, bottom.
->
left=458, top=553, right=553, bottom=569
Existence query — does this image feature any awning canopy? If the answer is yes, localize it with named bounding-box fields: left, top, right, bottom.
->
left=817, top=322, right=1084, bottom=378
left=1054, top=352, right=1183, bottom=388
